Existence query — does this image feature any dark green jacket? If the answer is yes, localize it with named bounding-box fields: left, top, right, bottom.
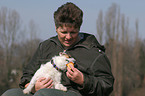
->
left=19, top=33, right=114, bottom=96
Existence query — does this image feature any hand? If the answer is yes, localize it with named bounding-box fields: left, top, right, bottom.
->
left=66, top=65, right=84, bottom=86
left=35, top=77, right=53, bottom=92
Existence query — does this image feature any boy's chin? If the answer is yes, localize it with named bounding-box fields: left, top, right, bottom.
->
left=63, top=44, right=72, bottom=49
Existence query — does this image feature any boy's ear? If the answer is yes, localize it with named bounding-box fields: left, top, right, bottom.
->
left=55, top=26, right=58, bottom=32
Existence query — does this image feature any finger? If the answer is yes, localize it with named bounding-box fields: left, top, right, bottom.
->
left=67, top=67, right=73, bottom=73
left=67, top=67, right=74, bottom=76
left=38, top=77, right=46, bottom=82
left=70, top=65, right=78, bottom=73
left=66, top=71, right=73, bottom=79
left=74, top=68, right=80, bottom=72
left=42, top=78, right=51, bottom=85
left=69, top=64, right=74, bottom=69
left=69, top=65, right=75, bottom=72
left=47, top=82, right=54, bottom=89
left=44, top=79, right=53, bottom=88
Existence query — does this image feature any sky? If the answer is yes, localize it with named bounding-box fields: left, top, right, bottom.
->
left=0, top=0, right=145, bottom=42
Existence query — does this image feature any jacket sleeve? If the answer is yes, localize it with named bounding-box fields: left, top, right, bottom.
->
left=19, top=43, right=43, bottom=89
left=78, top=54, right=114, bottom=96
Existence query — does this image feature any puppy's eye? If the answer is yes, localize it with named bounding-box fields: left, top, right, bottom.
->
left=66, top=59, right=69, bottom=63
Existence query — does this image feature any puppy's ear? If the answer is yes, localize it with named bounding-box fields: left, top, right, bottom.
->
left=64, top=54, right=70, bottom=58
left=59, top=52, right=63, bottom=56
left=59, top=52, right=66, bottom=56
left=59, top=52, right=71, bottom=58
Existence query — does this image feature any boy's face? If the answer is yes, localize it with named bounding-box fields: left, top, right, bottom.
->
left=56, top=25, right=80, bottom=49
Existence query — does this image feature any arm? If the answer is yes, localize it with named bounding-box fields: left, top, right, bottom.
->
left=66, top=65, right=84, bottom=86
left=19, top=43, right=54, bottom=92
left=19, top=43, right=43, bottom=89
left=67, top=54, right=114, bottom=96
left=79, top=54, right=114, bottom=96
left=24, top=78, right=53, bottom=93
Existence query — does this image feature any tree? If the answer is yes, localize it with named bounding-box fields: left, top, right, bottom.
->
left=0, top=7, right=41, bottom=95
left=97, top=10, right=104, bottom=43
left=96, top=3, right=143, bottom=96
left=0, top=7, right=21, bottom=90
left=0, top=7, right=21, bottom=66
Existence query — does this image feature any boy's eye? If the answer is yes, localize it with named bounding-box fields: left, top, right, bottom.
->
left=70, top=32, right=76, bottom=34
left=61, top=31, right=77, bottom=34
left=61, top=31, right=67, bottom=34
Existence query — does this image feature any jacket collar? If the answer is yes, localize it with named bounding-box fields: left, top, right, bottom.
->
left=49, top=32, right=105, bottom=52
left=49, top=33, right=88, bottom=49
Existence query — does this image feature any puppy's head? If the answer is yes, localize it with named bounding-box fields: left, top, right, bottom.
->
left=52, top=53, right=75, bottom=71
left=59, top=52, right=71, bottom=58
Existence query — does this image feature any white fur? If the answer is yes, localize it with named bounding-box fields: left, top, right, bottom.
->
left=23, top=53, right=75, bottom=94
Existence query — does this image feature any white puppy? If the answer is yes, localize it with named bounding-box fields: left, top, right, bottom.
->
left=23, top=52, right=75, bottom=94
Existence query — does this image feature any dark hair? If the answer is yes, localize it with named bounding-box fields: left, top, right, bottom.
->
left=54, top=2, right=83, bottom=29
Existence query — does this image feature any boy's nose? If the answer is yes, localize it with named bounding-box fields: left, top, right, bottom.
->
left=66, top=33, right=72, bottom=39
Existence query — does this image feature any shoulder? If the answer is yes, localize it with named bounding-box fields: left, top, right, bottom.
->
left=79, top=32, right=105, bottom=52
left=37, top=35, right=59, bottom=52
left=40, top=36, right=58, bottom=47
left=79, top=32, right=95, bottom=40
left=35, top=36, right=62, bottom=60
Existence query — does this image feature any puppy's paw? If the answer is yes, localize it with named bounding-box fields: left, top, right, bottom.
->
left=23, top=89, right=30, bottom=94
left=61, top=86, right=67, bottom=91
left=55, top=84, right=67, bottom=91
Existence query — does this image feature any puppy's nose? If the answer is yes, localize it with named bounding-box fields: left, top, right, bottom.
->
left=64, top=54, right=70, bottom=58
